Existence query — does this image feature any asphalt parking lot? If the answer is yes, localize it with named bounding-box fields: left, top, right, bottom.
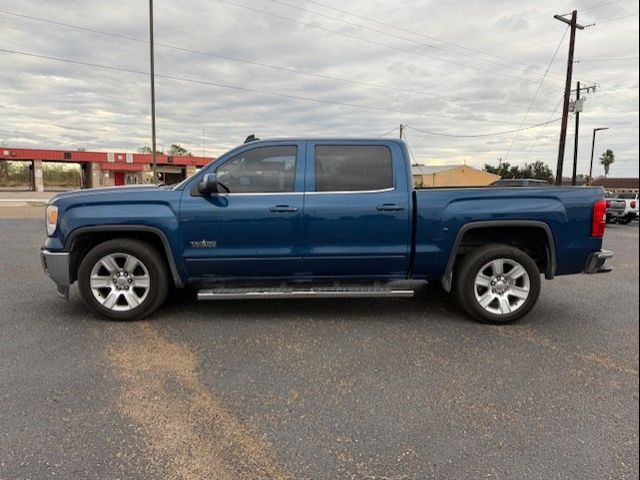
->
left=1, top=212, right=638, bottom=480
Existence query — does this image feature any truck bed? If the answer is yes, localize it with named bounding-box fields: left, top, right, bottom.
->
left=412, top=186, right=605, bottom=280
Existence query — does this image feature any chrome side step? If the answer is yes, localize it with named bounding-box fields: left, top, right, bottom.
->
left=197, top=286, right=415, bottom=301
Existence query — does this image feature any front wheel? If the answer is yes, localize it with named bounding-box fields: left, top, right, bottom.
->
left=455, top=244, right=541, bottom=324
left=77, top=239, right=169, bottom=320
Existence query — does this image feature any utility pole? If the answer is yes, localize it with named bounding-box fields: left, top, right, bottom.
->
left=588, top=127, right=609, bottom=185
left=554, top=10, right=585, bottom=185
left=399, top=124, right=404, bottom=139
left=571, top=81, right=580, bottom=185
left=149, top=0, right=158, bottom=184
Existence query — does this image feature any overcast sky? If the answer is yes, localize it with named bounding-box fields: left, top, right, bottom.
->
left=0, top=0, right=638, bottom=176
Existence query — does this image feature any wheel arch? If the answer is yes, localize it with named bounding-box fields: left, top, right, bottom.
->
left=441, top=220, right=556, bottom=292
left=65, top=225, right=184, bottom=288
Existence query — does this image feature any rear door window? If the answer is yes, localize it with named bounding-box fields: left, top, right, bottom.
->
left=314, top=145, right=393, bottom=192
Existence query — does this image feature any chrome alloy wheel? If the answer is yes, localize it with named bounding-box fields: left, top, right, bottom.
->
left=473, top=258, right=531, bottom=316
left=89, top=253, right=151, bottom=311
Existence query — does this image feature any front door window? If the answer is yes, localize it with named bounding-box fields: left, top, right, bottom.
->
left=216, top=146, right=297, bottom=193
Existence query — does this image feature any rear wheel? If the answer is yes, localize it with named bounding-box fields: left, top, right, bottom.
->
left=78, top=239, right=169, bottom=320
left=455, top=244, right=541, bottom=324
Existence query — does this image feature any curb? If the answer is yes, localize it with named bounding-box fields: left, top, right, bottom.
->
left=0, top=199, right=48, bottom=207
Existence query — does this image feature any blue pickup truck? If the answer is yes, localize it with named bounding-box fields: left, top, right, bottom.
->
left=41, top=138, right=612, bottom=323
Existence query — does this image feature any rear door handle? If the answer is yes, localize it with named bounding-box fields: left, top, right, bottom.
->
left=269, top=205, right=298, bottom=213
left=376, top=203, right=405, bottom=212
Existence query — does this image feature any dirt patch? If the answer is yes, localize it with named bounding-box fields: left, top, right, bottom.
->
left=107, top=323, right=289, bottom=480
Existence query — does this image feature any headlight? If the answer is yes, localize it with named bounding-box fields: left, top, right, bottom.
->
left=46, top=205, right=58, bottom=236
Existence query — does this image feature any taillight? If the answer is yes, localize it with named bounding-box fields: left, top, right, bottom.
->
left=591, top=199, right=607, bottom=238
left=606, top=200, right=612, bottom=208
left=631, top=200, right=637, bottom=209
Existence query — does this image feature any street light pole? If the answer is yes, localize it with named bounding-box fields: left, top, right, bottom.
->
left=149, top=0, right=158, bottom=184
left=588, top=127, right=609, bottom=185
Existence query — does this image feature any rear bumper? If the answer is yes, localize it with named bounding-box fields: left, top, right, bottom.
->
left=583, top=250, right=613, bottom=274
left=41, top=249, right=71, bottom=300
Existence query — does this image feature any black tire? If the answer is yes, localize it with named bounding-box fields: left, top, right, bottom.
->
left=618, top=216, right=630, bottom=225
left=455, top=244, right=541, bottom=324
left=77, top=238, right=169, bottom=320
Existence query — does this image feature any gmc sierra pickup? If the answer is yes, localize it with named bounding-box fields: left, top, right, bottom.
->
left=41, top=138, right=612, bottom=323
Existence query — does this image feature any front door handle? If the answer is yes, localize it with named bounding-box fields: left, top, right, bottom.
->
left=377, top=203, right=404, bottom=212
left=269, top=205, right=298, bottom=213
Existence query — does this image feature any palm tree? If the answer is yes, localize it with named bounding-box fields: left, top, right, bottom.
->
left=599, top=149, right=615, bottom=178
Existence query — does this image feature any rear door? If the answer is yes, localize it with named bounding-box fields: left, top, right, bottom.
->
left=301, top=141, right=411, bottom=278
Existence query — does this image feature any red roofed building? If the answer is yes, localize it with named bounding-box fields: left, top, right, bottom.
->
left=0, top=147, right=213, bottom=191
left=591, top=177, right=639, bottom=193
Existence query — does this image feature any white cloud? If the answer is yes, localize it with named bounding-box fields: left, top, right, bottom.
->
left=0, top=0, right=637, bottom=177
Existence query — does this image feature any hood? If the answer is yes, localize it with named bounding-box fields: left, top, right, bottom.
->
left=49, top=185, right=162, bottom=204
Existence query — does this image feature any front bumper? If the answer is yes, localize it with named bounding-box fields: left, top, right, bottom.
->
left=41, top=249, right=71, bottom=300
left=583, top=250, right=613, bottom=274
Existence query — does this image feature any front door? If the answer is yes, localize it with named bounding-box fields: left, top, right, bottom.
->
left=179, top=143, right=305, bottom=281
left=301, top=142, right=411, bottom=278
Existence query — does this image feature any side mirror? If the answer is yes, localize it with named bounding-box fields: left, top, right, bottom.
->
left=197, top=173, right=219, bottom=195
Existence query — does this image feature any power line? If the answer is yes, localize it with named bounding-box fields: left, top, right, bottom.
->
left=401, top=131, right=419, bottom=162
left=576, top=56, right=639, bottom=62
left=266, top=0, right=557, bottom=80
left=596, top=87, right=639, bottom=101
left=212, top=0, right=551, bottom=86
left=595, top=12, right=639, bottom=24
left=303, top=0, right=570, bottom=80
left=266, top=0, right=638, bottom=116
left=404, top=119, right=561, bottom=138
left=0, top=48, right=541, bottom=126
left=379, top=127, right=398, bottom=137
left=522, top=97, right=564, bottom=162
left=577, top=0, right=625, bottom=13
left=503, top=26, right=569, bottom=161
left=0, top=9, right=534, bottom=111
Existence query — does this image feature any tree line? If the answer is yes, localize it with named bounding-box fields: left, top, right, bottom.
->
left=484, top=149, right=616, bottom=182
left=137, top=144, right=192, bottom=156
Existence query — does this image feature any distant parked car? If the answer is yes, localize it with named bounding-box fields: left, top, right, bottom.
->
left=615, top=192, right=639, bottom=224
left=604, top=191, right=626, bottom=223
left=489, top=178, right=550, bottom=187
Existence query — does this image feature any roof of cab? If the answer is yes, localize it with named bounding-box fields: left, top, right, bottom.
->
left=242, top=137, right=407, bottom=144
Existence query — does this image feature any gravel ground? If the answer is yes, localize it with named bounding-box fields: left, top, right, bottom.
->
left=0, top=215, right=637, bottom=480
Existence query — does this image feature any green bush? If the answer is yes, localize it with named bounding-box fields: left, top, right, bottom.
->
left=0, top=161, right=81, bottom=188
